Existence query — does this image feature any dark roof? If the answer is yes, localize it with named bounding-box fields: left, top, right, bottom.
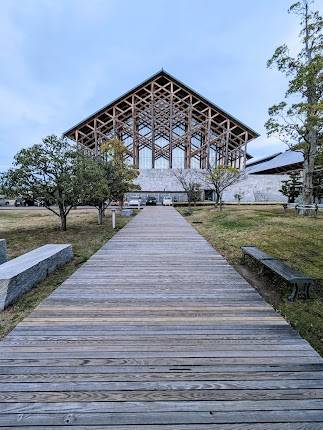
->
left=64, top=69, right=259, bottom=139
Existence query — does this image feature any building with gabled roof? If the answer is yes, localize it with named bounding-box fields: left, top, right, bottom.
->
left=64, top=70, right=258, bottom=172
left=64, top=71, right=294, bottom=202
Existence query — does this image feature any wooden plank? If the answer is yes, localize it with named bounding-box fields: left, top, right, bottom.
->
left=0, top=207, right=322, bottom=427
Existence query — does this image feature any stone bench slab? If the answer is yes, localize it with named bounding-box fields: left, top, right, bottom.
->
left=0, top=239, right=7, bottom=265
left=0, top=244, right=73, bottom=311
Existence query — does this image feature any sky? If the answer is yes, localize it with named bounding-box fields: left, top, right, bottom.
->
left=1, top=0, right=322, bottom=171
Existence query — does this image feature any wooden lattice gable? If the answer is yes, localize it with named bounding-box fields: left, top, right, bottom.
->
left=64, top=70, right=259, bottom=169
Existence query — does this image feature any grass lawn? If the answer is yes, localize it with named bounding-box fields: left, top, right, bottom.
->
left=178, top=205, right=323, bottom=355
left=0, top=207, right=132, bottom=338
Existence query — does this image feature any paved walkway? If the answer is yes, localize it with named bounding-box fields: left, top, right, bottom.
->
left=0, top=207, right=323, bottom=428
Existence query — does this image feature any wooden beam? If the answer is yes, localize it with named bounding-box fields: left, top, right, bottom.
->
left=151, top=81, right=155, bottom=168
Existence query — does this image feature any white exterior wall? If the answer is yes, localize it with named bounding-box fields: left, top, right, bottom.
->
left=222, top=174, right=287, bottom=202
left=133, top=169, right=288, bottom=202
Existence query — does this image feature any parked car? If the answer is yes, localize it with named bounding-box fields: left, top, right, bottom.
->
left=0, top=196, right=9, bottom=206
left=128, top=198, right=141, bottom=207
left=146, top=196, right=157, bottom=206
left=162, top=196, right=173, bottom=206
left=14, top=197, right=26, bottom=207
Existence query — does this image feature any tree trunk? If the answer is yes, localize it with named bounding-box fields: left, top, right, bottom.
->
left=98, top=203, right=104, bottom=225
left=59, top=206, right=67, bottom=231
left=215, top=193, right=221, bottom=209
left=302, top=3, right=317, bottom=206
left=303, top=152, right=315, bottom=205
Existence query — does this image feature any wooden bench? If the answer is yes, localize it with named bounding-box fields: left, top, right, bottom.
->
left=0, top=244, right=73, bottom=310
left=241, top=245, right=316, bottom=301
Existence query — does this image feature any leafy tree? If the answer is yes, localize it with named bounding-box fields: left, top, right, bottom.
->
left=74, top=152, right=116, bottom=225
left=1, top=135, right=81, bottom=231
left=200, top=165, right=241, bottom=210
left=173, top=169, right=202, bottom=210
left=101, top=138, right=140, bottom=207
left=265, top=0, right=322, bottom=204
left=279, top=171, right=302, bottom=202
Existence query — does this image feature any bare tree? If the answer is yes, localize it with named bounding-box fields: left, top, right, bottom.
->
left=173, top=169, right=202, bottom=209
left=200, top=166, right=241, bottom=210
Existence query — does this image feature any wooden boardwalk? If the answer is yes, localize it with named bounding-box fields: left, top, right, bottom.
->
left=1, top=206, right=323, bottom=428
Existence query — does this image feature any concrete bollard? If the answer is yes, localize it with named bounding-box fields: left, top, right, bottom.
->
left=0, top=239, right=7, bottom=265
left=111, top=209, right=116, bottom=229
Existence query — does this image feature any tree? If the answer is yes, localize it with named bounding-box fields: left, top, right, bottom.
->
left=200, top=165, right=241, bottom=210
left=1, top=135, right=81, bottom=231
left=234, top=191, right=245, bottom=204
left=75, top=152, right=116, bottom=225
left=173, top=169, right=202, bottom=209
left=313, top=148, right=323, bottom=201
left=265, top=0, right=322, bottom=204
left=279, top=171, right=302, bottom=202
left=101, top=138, right=140, bottom=206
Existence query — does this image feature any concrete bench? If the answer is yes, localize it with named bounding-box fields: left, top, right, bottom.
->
left=241, top=245, right=316, bottom=301
left=0, top=244, right=73, bottom=310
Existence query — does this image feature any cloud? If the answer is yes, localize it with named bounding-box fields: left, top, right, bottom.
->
left=0, top=0, right=306, bottom=171
left=0, top=1, right=115, bottom=170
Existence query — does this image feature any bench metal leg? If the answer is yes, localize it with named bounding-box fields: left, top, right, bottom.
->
left=288, top=283, right=298, bottom=302
left=258, top=264, right=264, bottom=276
left=305, top=283, right=310, bottom=300
left=288, top=282, right=311, bottom=301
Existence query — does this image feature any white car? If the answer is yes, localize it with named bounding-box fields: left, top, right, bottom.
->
left=128, top=199, right=141, bottom=207
left=162, top=197, right=173, bottom=206
left=0, top=196, right=9, bottom=207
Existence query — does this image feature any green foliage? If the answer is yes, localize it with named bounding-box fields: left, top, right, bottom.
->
left=1, top=135, right=81, bottom=230
left=101, top=138, right=140, bottom=205
left=73, top=153, right=118, bottom=225
left=265, top=1, right=323, bottom=204
left=75, top=154, right=114, bottom=207
left=1, top=136, right=141, bottom=228
left=279, top=171, right=302, bottom=202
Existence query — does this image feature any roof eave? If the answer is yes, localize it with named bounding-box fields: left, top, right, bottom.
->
left=63, top=69, right=260, bottom=140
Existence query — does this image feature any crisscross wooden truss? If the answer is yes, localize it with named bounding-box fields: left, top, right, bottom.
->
left=64, top=71, right=258, bottom=169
